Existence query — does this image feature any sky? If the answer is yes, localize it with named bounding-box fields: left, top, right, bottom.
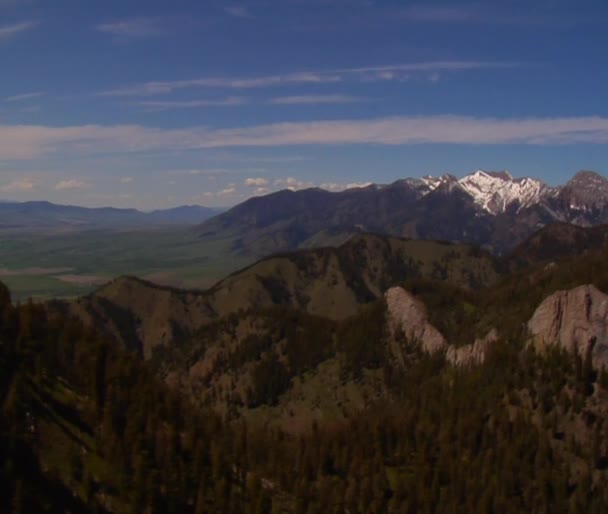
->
left=0, top=0, right=607, bottom=209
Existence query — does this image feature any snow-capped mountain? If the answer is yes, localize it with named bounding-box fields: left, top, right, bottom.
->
left=456, top=170, right=554, bottom=215
left=405, top=169, right=553, bottom=215
left=403, top=170, right=553, bottom=214
left=405, top=169, right=608, bottom=217
left=200, top=169, right=608, bottom=258
left=559, top=171, right=608, bottom=213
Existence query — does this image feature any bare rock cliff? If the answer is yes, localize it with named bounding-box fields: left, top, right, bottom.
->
left=528, top=284, right=608, bottom=367
left=446, top=329, right=498, bottom=367
left=385, top=287, right=448, bottom=355
left=385, top=286, right=495, bottom=366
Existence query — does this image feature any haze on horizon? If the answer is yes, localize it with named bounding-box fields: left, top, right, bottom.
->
left=0, top=0, right=607, bottom=209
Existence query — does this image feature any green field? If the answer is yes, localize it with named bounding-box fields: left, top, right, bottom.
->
left=0, top=228, right=250, bottom=301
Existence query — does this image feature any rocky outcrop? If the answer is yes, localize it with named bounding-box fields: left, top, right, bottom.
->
left=528, top=284, right=608, bottom=368
left=446, top=329, right=498, bottom=367
left=385, top=287, right=448, bottom=355
left=385, top=286, right=497, bottom=367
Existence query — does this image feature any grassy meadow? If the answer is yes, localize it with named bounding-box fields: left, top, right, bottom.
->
left=0, top=228, right=250, bottom=301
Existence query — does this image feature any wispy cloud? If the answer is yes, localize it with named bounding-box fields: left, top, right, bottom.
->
left=2, top=115, right=608, bottom=160
left=139, top=97, right=248, bottom=110
left=100, top=72, right=341, bottom=96
left=203, top=186, right=239, bottom=199
left=54, top=179, right=87, bottom=190
left=397, top=5, right=569, bottom=27
left=98, top=61, right=514, bottom=96
left=168, top=167, right=264, bottom=176
left=270, top=179, right=373, bottom=193
left=399, top=6, right=477, bottom=23
left=320, top=181, right=373, bottom=192
left=245, top=177, right=268, bottom=187
left=273, top=177, right=314, bottom=190
left=0, top=21, right=37, bottom=40
left=0, top=178, right=36, bottom=192
left=270, top=94, right=367, bottom=105
left=5, top=91, right=45, bottom=102
left=96, top=17, right=167, bottom=38
left=225, top=5, right=253, bottom=18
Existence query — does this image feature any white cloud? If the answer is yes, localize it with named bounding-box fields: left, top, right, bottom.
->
left=139, top=97, right=248, bottom=110
left=199, top=116, right=608, bottom=148
left=320, top=181, right=373, bottom=192
left=98, top=61, right=514, bottom=96
left=0, top=21, right=37, bottom=40
left=245, top=177, right=268, bottom=187
left=5, top=91, right=45, bottom=102
left=274, top=177, right=314, bottom=191
left=270, top=95, right=367, bottom=105
left=120, top=176, right=134, bottom=183
left=254, top=187, right=270, bottom=195
left=225, top=6, right=252, bottom=18
left=203, top=186, right=237, bottom=198
left=96, top=18, right=166, bottom=38
left=100, top=73, right=341, bottom=96
left=270, top=178, right=373, bottom=193
left=1, top=115, right=608, bottom=161
left=168, top=168, right=236, bottom=176
left=54, top=179, right=86, bottom=190
left=0, top=178, right=36, bottom=192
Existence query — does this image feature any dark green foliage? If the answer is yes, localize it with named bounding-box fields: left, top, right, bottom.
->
left=339, top=301, right=387, bottom=375
left=6, top=219, right=608, bottom=514
left=0, top=282, right=248, bottom=514
left=250, top=353, right=290, bottom=407
left=282, top=311, right=334, bottom=376
left=404, top=278, right=483, bottom=347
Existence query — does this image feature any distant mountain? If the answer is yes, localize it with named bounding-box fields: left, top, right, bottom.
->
left=0, top=200, right=222, bottom=231
left=506, top=222, right=608, bottom=271
left=198, top=169, right=608, bottom=257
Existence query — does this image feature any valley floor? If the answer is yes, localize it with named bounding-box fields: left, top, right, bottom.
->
left=0, top=228, right=250, bottom=300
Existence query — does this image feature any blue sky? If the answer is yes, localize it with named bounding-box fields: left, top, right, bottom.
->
left=0, top=0, right=607, bottom=209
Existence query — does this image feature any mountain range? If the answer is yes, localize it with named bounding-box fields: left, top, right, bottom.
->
left=5, top=222, right=608, bottom=512
left=49, top=223, right=608, bottom=412
left=199, top=169, right=608, bottom=257
left=0, top=201, right=222, bottom=232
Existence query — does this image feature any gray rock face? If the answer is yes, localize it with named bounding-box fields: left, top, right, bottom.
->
left=385, top=286, right=495, bottom=367
left=528, top=284, right=608, bottom=367
left=385, top=287, right=448, bottom=355
left=446, top=329, right=498, bottom=367
left=385, top=287, right=448, bottom=353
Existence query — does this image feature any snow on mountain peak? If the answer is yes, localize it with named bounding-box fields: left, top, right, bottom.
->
left=456, top=170, right=549, bottom=215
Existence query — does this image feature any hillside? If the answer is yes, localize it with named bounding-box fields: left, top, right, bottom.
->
left=6, top=225, right=608, bottom=511
left=54, top=234, right=498, bottom=358
left=506, top=223, right=608, bottom=271
left=52, top=224, right=608, bottom=433
left=146, top=236, right=608, bottom=431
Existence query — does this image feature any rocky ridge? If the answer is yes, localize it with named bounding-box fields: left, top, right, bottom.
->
left=528, top=284, right=608, bottom=367
left=385, top=286, right=496, bottom=367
